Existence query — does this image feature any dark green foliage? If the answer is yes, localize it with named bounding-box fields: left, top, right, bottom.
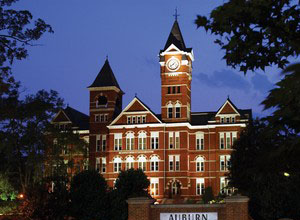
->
left=115, top=168, right=150, bottom=198
left=109, top=169, right=150, bottom=220
left=195, top=0, right=300, bottom=73
left=19, top=176, right=69, bottom=220
left=0, top=90, right=64, bottom=193
left=69, top=170, right=108, bottom=220
left=202, top=187, right=214, bottom=204
left=229, top=119, right=300, bottom=219
left=263, top=63, right=300, bottom=134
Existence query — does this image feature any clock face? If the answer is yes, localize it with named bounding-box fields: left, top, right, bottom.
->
left=167, top=58, right=180, bottom=71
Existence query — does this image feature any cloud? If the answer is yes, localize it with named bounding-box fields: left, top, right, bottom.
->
left=251, top=73, right=274, bottom=94
left=194, top=69, right=251, bottom=91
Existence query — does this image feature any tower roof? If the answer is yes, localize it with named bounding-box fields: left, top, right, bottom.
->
left=164, top=20, right=187, bottom=51
left=88, top=59, right=121, bottom=89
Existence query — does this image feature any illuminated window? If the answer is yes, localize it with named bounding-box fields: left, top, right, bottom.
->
left=126, top=132, right=134, bottom=150
left=169, top=132, right=174, bottom=149
left=175, top=102, right=181, bottom=118
left=102, top=135, right=106, bottom=151
left=138, top=132, right=147, bottom=150
left=96, top=158, right=100, bottom=172
left=151, top=132, right=159, bottom=149
left=196, top=156, right=205, bottom=172
left=196, top=178, right=205, bottom=195
left=114, top=133, right=122, bottom=151
left=113, top=157, right=122, bottom=173
left=138, top=155, right=146, bottom=171
left=220, top=155, right=231, bottom=171
left=96, top=135, right=100, bottom=152
left=126, top=156, right=134, bottom=170
left=220, top=133, right=225, bottom=149
left=101, top=157, right=106, bottom=173
left=226, top=133, right=231, bottom=149
left=167, top=103, right=173, bottom=118
left=196, top=133, right=204, bottom=150
left=150, top=155, right=159, bottom=171
left=150, top=178, right=159, bottom=196
left=175, top=132, right=180, bottom=149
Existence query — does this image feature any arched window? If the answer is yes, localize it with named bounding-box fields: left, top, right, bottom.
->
left=150, top=155, right=159, bottom=171
left=113, top=157, right=122, bottom=173
left=172, top=181, right=181, bottom=195
left=97, top=96, right=108, bottom=108
left=126, top=156, right=134, bottom=170
left=138, top=131, right=147, bottom=150
left=137, top=155, right=146, bottom=171
left=167, top=102, right=173, bottom=118
left=126, top=132, right=134, bottom=150
left=175, top=101, right=181, bottom=118
left=196, top=156, right=205, bottom=172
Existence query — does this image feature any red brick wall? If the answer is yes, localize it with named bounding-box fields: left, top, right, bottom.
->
left=128, top=195, right=250, bottom=220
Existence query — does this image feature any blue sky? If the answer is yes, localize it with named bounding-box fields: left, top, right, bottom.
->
left=11, top=0, right=285, bottom=117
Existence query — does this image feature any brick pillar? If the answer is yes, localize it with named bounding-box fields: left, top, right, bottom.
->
left=225, top=194, right=249, bottom=220
left=127, top=197, right=154, bottom=220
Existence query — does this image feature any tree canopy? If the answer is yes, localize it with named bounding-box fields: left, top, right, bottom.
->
left=195, top=0, right=300, bottom=73
left=69, top=170, right=108, bottom=220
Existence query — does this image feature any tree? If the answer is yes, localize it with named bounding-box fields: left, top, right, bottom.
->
left=114, top=168, right=150, bottom=198
left=0, top=90, right=64, bottom=194
left=0, top=0, right=53, bottom=93
left=229, top=120, right=300, bottom=219
left=195, top=0, right=299, bottom=73
left=109, top=169, right=150, bottom=220
left=69, top=170, right=108, bottom=220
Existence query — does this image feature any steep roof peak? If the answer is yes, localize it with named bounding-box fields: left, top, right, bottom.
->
left=88, top=59, right=121, bottom=90
left=164, top=20, right=186, bottom=51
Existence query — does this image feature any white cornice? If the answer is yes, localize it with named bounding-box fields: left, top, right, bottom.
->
left=88, top=86, right=121, bottom=93
left=107, top=122, right=247, bottom=130
left=159, top=44, right=194, bottom=61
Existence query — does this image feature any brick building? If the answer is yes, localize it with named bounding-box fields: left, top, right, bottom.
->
left=52, top=20, right=251, bottom=202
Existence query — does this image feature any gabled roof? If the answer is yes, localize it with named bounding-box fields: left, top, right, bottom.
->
left=215, top=98, right=252, bottom=120
left=215, top=98, right=241, bottom=116
left=109, top=96, right=162, bottom=126
left=88, top=59, right=122, bottom=90
left=52, top=106, right=89, bottom=130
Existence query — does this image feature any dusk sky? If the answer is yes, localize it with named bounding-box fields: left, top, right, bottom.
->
left=12, top=0, right=286, bottom=117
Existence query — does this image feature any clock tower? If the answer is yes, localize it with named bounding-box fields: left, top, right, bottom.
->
left=159, top=20, right=194, bottom=122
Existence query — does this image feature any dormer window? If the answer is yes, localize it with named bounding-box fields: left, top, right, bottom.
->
left=97, top=96, right=108, bottom=108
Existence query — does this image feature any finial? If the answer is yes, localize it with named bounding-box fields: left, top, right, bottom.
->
left=135, top=93, right=137, bottom=97
left=106, top=55, right=108, bottom=61
left=173, top=7, right=180, bottom=21
left=227, top=95, right=230, bottom=99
